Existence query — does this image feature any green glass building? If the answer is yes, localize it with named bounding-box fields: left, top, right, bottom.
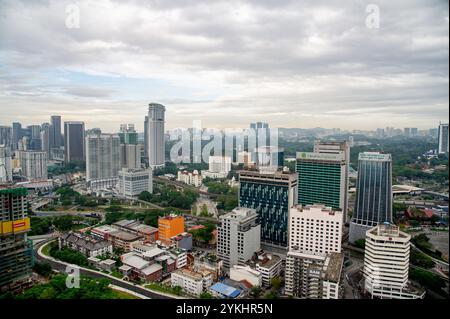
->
left=296, top=151, right=346, bottom=213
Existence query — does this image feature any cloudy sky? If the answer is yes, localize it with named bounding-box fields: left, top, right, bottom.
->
left=0, top=0, right=448, bottom=132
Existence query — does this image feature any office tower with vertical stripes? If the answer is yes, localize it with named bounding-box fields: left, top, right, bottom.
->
left=147, top=103, right=166, bottom=169
left=349, top=152, right=393, bottom=243
left=239, top=169, right=297, bottom=250
left=64, top=121, right=85, bottom=163
left=438, top=123, right=449, bottom=155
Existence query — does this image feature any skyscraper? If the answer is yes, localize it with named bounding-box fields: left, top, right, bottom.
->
left=50, top=115, right=62, bottom=148
left=40, top=123, right=51, bottom=155
left=239, top=169, right=297, bottom=250
left=64, top=121, right=85, bottom=163
left=0, top=147, right=13, bottom=183
left=349, top=152, right=393, bottom=243
left=144, top=115, right=149, bottom=159
left=438, top=123, right=449, bottom=155
left=0, top=126, right=12, bottom=147
left=0, top=187, right=33, bottom=291
left=296, top=143, right=349, bottom=221
left=147, top=103, right=166, bottom=168
left=12, top=122, right=22, bottom=151
left=17, top=151, right=48, bottom=180
left=85, top=133, right=121, bottom=181
left=119, top=124, right=141, bottom=169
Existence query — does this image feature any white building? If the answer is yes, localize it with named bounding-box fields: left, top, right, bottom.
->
left=363, top=223, right=425, bottom=299
left=0, top=146, right=13, bottom=183
left=147, top=103, right=166, bottom=169
left=438, top=123, right=449, bottom=154
left=17, top=150, right=48, bottom=180
left=177, top=170, right=202, bottom=187
left=118, top=168, right=153, bottom=197
left=230, top=265, right=262, bottom=287
left=254, top=252, right=282, bottom=287
left=86, top=133, right=121, bottom=181
left=289, top=204, right=343, bottom=254
left=120, top=144, right=141, bottom=169
left=171, top=268, right=213, bottom=297
left=208, top=156, right=231, bottom=174
left=217, top=207, right=261, bottom=269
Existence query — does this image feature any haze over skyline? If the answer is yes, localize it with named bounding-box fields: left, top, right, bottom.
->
left=0, top=0, right=448, bottom=132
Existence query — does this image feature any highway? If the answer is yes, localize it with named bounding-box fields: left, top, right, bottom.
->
left=34, top=239, right=183, bottom=300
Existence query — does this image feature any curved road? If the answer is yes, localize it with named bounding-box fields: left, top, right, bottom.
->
left=34, top=239, right=183, bottom=300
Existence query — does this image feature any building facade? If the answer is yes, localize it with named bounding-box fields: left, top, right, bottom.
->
left=438, top=123, right=449, bottom=154
left=239, top=170, right=297, bottom=249
left=349, top=152, right=393, bottom=243
left=158, top=215, right=185, bottom=244
left=363, top=224, right=425, bottom=299
left=0, top=187, right=33, bottom=291
left=86, top=133, right=121, bottom=181
left=118, top=168, right=153, bottom=197
left=147, top=103, right=166, bottom=168
left=17, top=151, right=48, bottom=180
left=217, top=207, right=261, bottom=269
left=0, top=147, right=13, bottom=183
left=64, top=121, right=85, bottom=163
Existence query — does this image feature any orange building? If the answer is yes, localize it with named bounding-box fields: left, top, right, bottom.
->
left=158, top=214, right=185, bottom=244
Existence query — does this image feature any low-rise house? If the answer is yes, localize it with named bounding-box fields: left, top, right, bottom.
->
left=250, top=251, right=282, bottom=287
left=59, top=232, right=112, bottom=257
left=229, top=265, right=262, bottom=287
left=209, top=282, right=241, bottom=299
left=120, top=253, right=163, bottom=282
left=91, top=225, right=142, bottom=251
left=170, top=232, right=192, bottom=251
left=171, top=268, right=213, bottom=297
left=113, top=219, right=158, bottom=243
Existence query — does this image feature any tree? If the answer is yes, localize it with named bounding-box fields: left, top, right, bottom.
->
left=53, top=215, right=74, bottom=231
left=354, top=238, right=366, bottom=249
left=138, top=191, right=153, bottom=202
left=250, top=286, right=262, bottom=298
left=200, top=204, right=209, bottom=217
left=33, top=262, right=53, bottom=278
left=270, top=277, right=282, bottom=291
left=200, top=292, right=213, bottom=299
left=172, top=285, right=183, bottom=296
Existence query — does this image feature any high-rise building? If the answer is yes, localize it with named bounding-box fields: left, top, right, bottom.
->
left=363, top=223, right=425, bottom=299
left=217, top=207, right=261, bottom=269
left=0, top=187, right=33, bottom=291
left=208, top=156, right=231, bottom=174
left=403, top=128, right=411, bottom=136
left=144, top=116, right=149, bottom=159
left=410, top=128, right=418, bottom=137
left=0, top=126, right=12, bottom=147
left=249, top=122, right=270, bottom=162
left=12, top=122, right=22, bottom=151
left=50, top=115, right=62, bottom=148
left=64, top=121, right=85, bottom=163
left=119, top=124, right=141, bottom=169
left=147, top=103, right=166, bottom=168
left=438, top=123, right=449, bottom=155
left=0, top=147, right=13, bottom=183
left=17, top=151, right=48, bottom=180
left=296, top=147, right=348, bottom=221
left=255, top=146, right=284, bottom=169
left=284, top=204, right=344, bottom=299
left=40, top=123, right=51, bottom=155
left=118, top=168, right=153, bottom=197
left=85, top=133, right=121, bottom=181
left=239, top=170, right=297, bottom=250
left=349, top=152, right=393, bottom=243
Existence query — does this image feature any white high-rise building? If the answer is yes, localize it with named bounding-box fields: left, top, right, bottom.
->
left=438, top=123, right=449, bottom=154
left=288, top=204, right=343, bottom=254
left=147, top=103, right=166, bottom=169
left=285, top=204, right=344, bottom=299
left=17, top=151, right=48, bottom=180
left=118, top=168, right=153, bottom=197
left=85, top=134, right=121, bottom=181
left=363, top=223, right=425, bottom=299
left=0, top=147, right=13, bottom=183
left=217, top=207, right=261, bottom=270
left=208, top=156, right=231, bottom=174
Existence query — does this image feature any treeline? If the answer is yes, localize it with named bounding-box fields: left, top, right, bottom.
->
left=138, top=184, right=198, bottom=209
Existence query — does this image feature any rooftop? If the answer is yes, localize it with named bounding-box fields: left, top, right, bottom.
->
left=209, top=282, right=241, bottom=298
left=322, top=253, right=344, bottom=283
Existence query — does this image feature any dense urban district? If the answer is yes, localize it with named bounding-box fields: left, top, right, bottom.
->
left=0, top=104, right=448, bottom=300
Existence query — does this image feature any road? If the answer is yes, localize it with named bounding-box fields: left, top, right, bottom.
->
left=34, top=239, right=183, bottom=300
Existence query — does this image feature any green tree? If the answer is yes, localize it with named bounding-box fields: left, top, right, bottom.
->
left=250, top=286, right=262, bottom=298
left=354, top=238, right=366, bottom=249
left=200, top=292, right=213, bottom=299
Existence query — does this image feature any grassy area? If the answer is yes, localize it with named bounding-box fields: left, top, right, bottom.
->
left=110, top=270, right=123, bottom=279
left=144, top=282, right=184, bottom=296
left=111, top=289, right=139, bottom=299
left=41, top=241, right=54, bottom=257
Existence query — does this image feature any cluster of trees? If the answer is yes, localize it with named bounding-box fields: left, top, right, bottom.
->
left=410, top=249, right=435, bottom=269
left=138, top=186, right=199, bottom=210
left=104, top=208, right=182, bottom=228
left=29, top=215, right=96, bottom=236
left=216, top=195, right=238, bottom=211
left=33, top=262, right=53, bottom=278
left=412, top=234, right=443, bottom=260
left=189, top=222, right=216, bottom=245
left=409, top=268, right=447, bottom=296
left=48, top=161, right=86, bottom=176
left=14, top=275, right=124, bottom=299
left=49, top=244, right=89, bottom=267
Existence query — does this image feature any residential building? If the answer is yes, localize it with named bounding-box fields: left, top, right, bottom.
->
left=217, top=207, right=261, bottom=269
left=239, top=169, right=297, bottom=250
left=170, top=232, right=193, bottom=251
left=17, top=151, right=48, bottom=180
left=158, top=214, right=184, bottom=244
left=113, top=219, right=158, bottom=243
left=208, top=155, right=231, bottom=174
left=248, top=250, right=282, bottom=287
left=177, top=170, right=202, bottom=187
left=12, top=122, right=22, bottom=151
left=119, top=124, right=141, bottom=169
left=0, top=126, right=12, bottom=147
left=0, top=147, right=13, bottom=183
left=118, top=168, right=153, bottom=197
left=147, top=103, right=166, bottom=169
left=230, top=265, right=262, bottom=287
left=120, top=253, right=164, bottom=282
left=349, top=152, right=393, bottom=243
left=59, top=232, right=113, bottom=257
left=438, top=123, right=449, bottom=154
left=64, top=121, right=85, bottom=163
left=363, top=223, right=425, bottom=299
left=171, top=268, right=213, bottom=297
left=85, top=133, right=121, bottom=181
left=0, top=187, right=33, bottom=291
left=91, top=225, right=142, bottom=251
left=296, top=148, right=348, bottom=221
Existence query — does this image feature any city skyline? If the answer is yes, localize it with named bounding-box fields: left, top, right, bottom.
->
left=0, top=0, right=448, bottom=131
